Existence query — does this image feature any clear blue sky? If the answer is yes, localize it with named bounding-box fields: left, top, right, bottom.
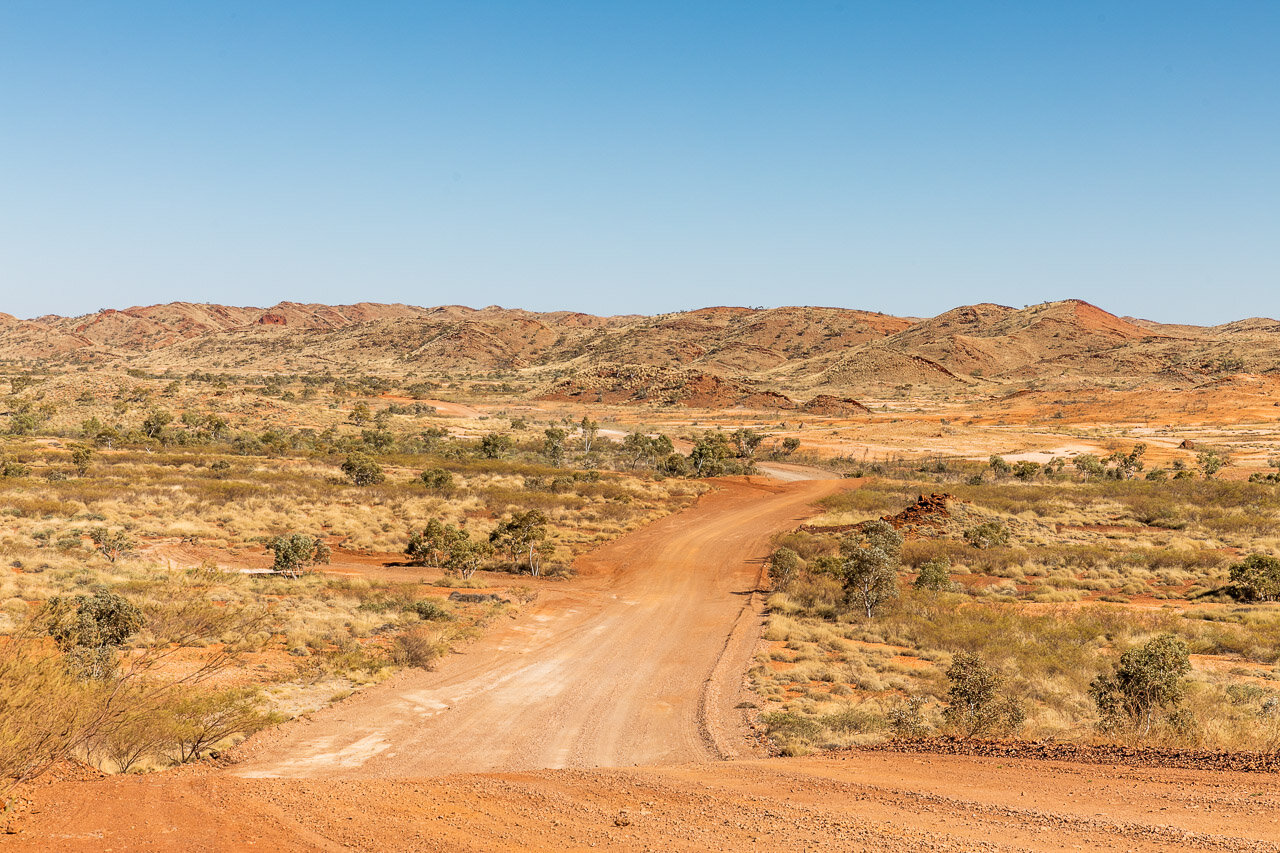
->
left=2, top=1, right=1277, bottom=323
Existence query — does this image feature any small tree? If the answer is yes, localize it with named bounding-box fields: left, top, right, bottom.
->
left=490, top=510, right=549, bottom=573
left=341, top=452, right=385, bottom=486
left=406, top=519, right=467, bottom=568
left=1197, top=449, right=1229, bottom=479
left=349, top=402, right=372, bottom=425
left=657, top=452, right=688, bottom=477
left=1229, top=554, right=1280, bottom=602
left=44, top=590, right=143, bottom=654
left=943, top=652, right=1024, bottom=738
left=580, top=416, right=600, bottom=453
left=1105, top=443, right=1146, bottom=479
left=360, top=428, right=395, bottom=453
left=543, top=427, right=568, bottom=466
left=141, top=409, right=173, bottom=440
left=838, top=520, right=903, bottom=618
left=1090, top=634, right=1191, bottom=737
left=479, top=432, right=513, bottom=459
left=267, top=533, right=331, bottom=578
left=988, top=455, right=1011, bottom=477
left=730, top=428, right=765, bottom=459
left=780, top=437, right=801, bottom=456
left=70, top=445, right=94, bottom=477
left=1012, top=460, right=1040, bottom=481
left=0, top=457, right=31, bottom=478
left=529, top=540, right=556, bottom=578
left=41, top=590, right=144, bottom=679
left=622, top=432, right=671, bottom=470
left=912, top=557, right=951, bottom=591
left=445, top=535, right=493, bottom=580
left=689, top=432, right=733, bottom=476
left=9, top=413, right=38, bottom=436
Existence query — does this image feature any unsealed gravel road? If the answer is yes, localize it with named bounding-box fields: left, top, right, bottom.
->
left=232, top=475, right=846, bottom=778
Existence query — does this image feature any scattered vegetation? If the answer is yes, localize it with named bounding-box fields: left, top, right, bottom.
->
left=754, top=473, right=1280, bottom=755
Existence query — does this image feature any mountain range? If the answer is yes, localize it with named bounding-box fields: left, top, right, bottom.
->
left=4, top=299, right=1279, bottom=403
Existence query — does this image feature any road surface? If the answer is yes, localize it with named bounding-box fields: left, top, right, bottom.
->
left=232, top=475, right=847, bottom=778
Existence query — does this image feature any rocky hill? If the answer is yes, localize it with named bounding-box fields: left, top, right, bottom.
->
left=3, top=299, right=1279, bottom=402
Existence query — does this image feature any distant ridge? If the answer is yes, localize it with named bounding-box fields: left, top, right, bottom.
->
left=3, top=299, right=1278, bottom=399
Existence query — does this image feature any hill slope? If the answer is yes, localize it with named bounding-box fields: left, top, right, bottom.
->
left=3, top=299, right=1279, bottom=399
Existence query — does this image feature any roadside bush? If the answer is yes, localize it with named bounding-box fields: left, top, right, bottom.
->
left=942, top=652, right=1025, bottom=738
left=769, top=547, right=801, bottom=588
left=166, top=687, right=273, bottom=763
left=95, top=706, right=168, bottom=773
left=760, top=711, right=824, bottom=755
left=406, top=599, right=452, bottom=621
left=1090, top=634, right=1191, bottom=738
left=0, top=636, right=105, bottom=791
left=391, top=627, right=446, bottom=668
left=888, top=695, right=930, bottom=738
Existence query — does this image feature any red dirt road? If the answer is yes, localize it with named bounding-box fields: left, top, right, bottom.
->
left=232, top=476, right=845, bottom=778
left=13, top=750, right=1280, bottom=851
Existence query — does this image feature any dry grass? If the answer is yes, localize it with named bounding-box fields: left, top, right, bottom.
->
left=0, top=378, right=705, bottom=789
left=754, top=477, right=1280, bottom=755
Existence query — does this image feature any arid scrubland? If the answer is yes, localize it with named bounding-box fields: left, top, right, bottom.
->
left=754, top=459, right=1280, bottom=755
left=6, top=298, right=1280, bottom=800
left=0, top=366, right=709, bottom=790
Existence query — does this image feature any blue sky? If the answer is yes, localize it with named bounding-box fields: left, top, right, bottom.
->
left=1, top=1, right=1277, bottom=323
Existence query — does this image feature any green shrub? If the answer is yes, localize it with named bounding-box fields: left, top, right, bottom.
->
left=419, top=467, right=454, bottom=491
left=341, top=453, right=385, bottom=486
left=1229, top=554, right=1280, bottom=602
left=267, top=533, right=331, bottom=578
left=407, top=599, right=452, bottom=621
left=1090, top=634, right=1191, bottom=737
left=964, top=521, right=1010, bottom=550
left=942, top=652, right=1024, bottom=738
left=913, top=557, right=952, bottom=591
